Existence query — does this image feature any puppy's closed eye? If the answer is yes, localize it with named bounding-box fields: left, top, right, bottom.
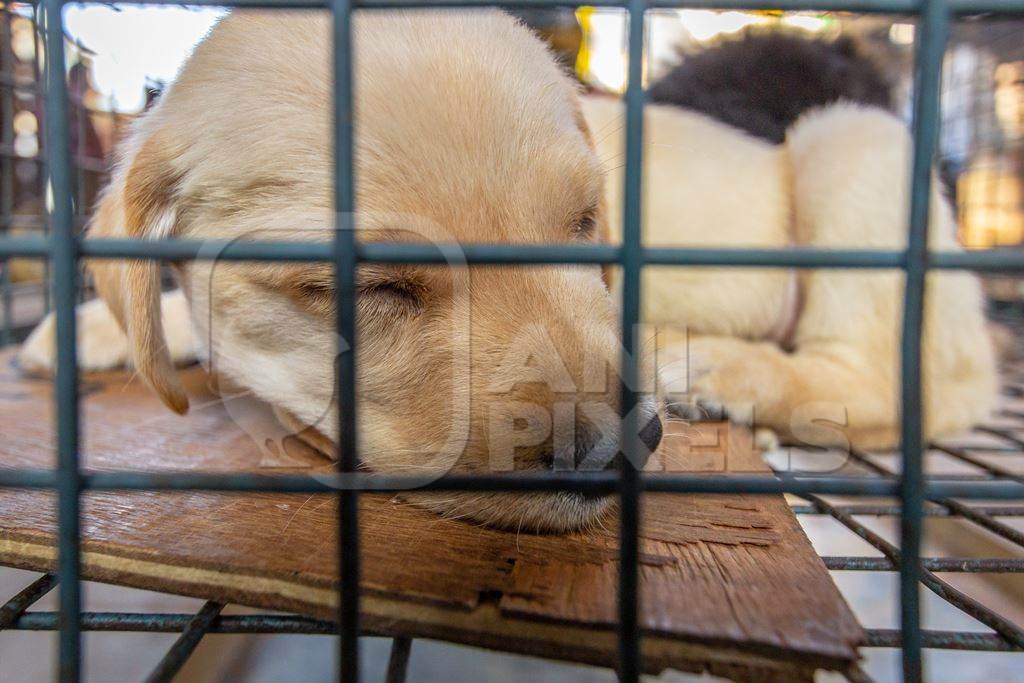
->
left=359, top=279, right=424, bottom=312
left=292, top=281, right=336, bottom=316
left=571, top=206, right=598, bottom=240
left=292, top=276, right=424, bottom=317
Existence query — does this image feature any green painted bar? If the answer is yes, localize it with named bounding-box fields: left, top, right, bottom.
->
left=617, top=0, right=646, bottom=679
left=330, top=0, right=361, bottom=679
left=40, top=0, right=83, bottom=679
left=898, top=0, right=950, bottom=679
left=10, top=237, right=1024, bottom=273
left=5, top=468, right=1024, bottom=500
left=50, top=0, right=1024, bottom=14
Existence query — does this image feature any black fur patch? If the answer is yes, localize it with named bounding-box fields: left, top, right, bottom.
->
left=648, top=29, right=893, bottom=144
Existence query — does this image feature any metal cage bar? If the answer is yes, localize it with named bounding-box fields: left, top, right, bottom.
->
left=143, top=601, right=225, bottom=683
left=10, top=235, right=1024, bottom=272
left=2, top=0, right=1021, bottom=681
left=4, top=467, right=1024, bottom=498
left=616, top=0, right=646, bottom=678
left=4, top=607, right=1024, bottom=650
left=844, top=446, right=1024, bottom=552
left=385, top=636, right=412, bottom=683
left=804, top=493, right=1024, bottom=648
left=331, top=0, right=361, bottom=680
left=898, top=0, right=949, bottom=677
left=39, top=0, right=82, bottom=679
left=11, top=0, right=1024, bottom=13
left=0, top=573, right=58, bottom=629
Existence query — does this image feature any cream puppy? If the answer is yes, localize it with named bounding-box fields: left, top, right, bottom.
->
left=21, top=10, right=666, bottom=533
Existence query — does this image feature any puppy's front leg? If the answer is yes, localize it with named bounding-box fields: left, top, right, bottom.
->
left=660, top=332, right=903, bottom=450
left=17, top=289, right=195, bottom=375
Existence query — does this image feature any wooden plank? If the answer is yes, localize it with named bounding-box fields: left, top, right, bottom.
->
left=0, top=350, right=863, bottom=679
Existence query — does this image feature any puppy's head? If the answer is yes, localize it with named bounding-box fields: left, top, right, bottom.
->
left=88, top=10, right=662, bottom=532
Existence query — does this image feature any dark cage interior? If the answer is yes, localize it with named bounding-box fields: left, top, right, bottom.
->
left=1, top=1, right=1024, bottom=682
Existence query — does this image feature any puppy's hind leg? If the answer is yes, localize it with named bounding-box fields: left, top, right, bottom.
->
left=17, top=289, right=196, bottom=375
left=797, top=105, right=1001, bottom=442
left=778, top=104, right=997, bottom=447
left=655, top=106, right=923, bottom=450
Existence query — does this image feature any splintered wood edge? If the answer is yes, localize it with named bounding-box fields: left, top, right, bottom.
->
left=0, top=537, right=843, bottom=682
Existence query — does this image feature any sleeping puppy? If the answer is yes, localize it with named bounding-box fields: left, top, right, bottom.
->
left=587, top=28, right=995, bottom=450
left=584, top=94, right=997, bottom=451
left=647, top=28, right=894, bottom=145
left=20, top=12, right=998, bottom=524
left=20, top=10, right=664, bottom=532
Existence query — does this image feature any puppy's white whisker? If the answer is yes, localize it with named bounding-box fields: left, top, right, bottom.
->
left=591, top=118, right=625, bottom=148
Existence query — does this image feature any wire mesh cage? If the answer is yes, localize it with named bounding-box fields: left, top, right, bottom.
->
left=1, top=1, right=1024, bottom=682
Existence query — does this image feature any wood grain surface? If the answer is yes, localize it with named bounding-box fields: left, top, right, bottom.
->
left=0, top=350, right=863, bottom=680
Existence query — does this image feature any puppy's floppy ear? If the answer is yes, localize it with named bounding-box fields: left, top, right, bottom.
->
left=88, top=131, right=189, bottom=414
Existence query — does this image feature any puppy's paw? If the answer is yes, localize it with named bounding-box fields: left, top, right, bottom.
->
left=17, top=299, right=131, bottom=376
left=753, top=427, right=781, bottom=452
left=16, top=312, right=57, bottom=376
left=662, top=353, right=749, bottom=425
left=666, top=396, right=730, bottom=422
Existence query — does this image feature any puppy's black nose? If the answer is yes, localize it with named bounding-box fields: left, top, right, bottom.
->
left=546, top=421, right=615, bottom=472
left=566, top=415, right=663, bottom=472
left=547, top=413, right=664, bottom=472
left=617, top=414, right=663, bottom=472
left=572, top=422, right=606, bottom=470
left=639, top=414, right=663, bottom=454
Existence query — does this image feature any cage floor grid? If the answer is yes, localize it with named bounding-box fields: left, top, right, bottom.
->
left=771, top=356, right=1024, bottom=680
